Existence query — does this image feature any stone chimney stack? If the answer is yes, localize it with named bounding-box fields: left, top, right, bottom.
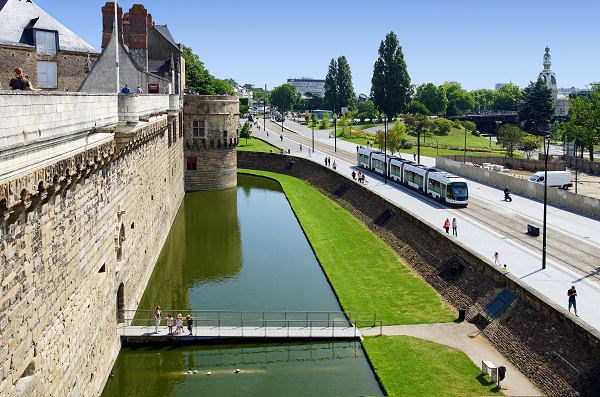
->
left=101, top=2, right=123, bottom=49
left=125, top=4, right=150, bottom=72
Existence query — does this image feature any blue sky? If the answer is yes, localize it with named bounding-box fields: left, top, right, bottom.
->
left=35, top=0, right=599, bottom=95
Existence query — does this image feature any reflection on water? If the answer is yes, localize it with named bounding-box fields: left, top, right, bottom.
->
left=103, top=175, right=382, bottom=396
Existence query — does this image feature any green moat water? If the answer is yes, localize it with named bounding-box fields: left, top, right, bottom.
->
left=102, top=175, right=382, bottom=396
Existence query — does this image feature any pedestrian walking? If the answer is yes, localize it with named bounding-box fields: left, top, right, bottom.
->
left=332, top=160, right=337, bottom=170
left=299, top=143, right=302, bottom=151
left=452, top=218, right=458, bottom=236
left=568, top=286, right=578, bottom=316
left=352, top=170, right=356, bottom=180
left=492, top=252, right=500, bottom=266
left=186, top=315, right=194, bottom=336
left=154, top=306, right=161, bottom=333
left=324, top=158, right=327, bottom=166
left=280, top=134, right=283, bottom=141
left=356, top=145, right=359, bottom=153
left=413, top=152, right=417, bottom=161
left=443, top=218, right=450, bottom=234
left=308, top=148, right=311, bottom=157
left=166, top=314, right=175, bottom=334
left=176, top=313, right=183, bottom=335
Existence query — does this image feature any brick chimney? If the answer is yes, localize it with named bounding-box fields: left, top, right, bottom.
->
left=125, top=4, right=150, bottom=72
left=101, top=2, right=123, bottom=49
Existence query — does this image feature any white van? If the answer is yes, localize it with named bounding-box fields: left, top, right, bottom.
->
left=528, top=171, right=573, bottom=189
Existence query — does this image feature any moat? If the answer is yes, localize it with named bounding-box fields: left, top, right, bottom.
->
left=101, top=174, right=382, bottom=396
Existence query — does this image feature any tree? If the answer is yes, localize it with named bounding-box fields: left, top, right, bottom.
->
left=519, top=79, right=554, bottom=134
left=371, top=31, right=411, bottom=118
left=304, top=92, right=323, bottom=110
left=497, top=123, right=525, bottom=157
left=519, top=134, right=542, bottom=159
left=415, top=83, right=447, bottom=115
left=324, top=59, right=338, bottom=112
left=324, top=56, right=357, bottom=113
left=225, top=78, right=237, bottom=87
left=491, top=83, right=522, bottom=111
left=433, top=118, right=453, bottom=135
left=559, top=88, right=600, bottom=160
left=471, top=88, right=494, bottom=113
left=441, top=82, right=474, bottom=116
left=406, top=100, right=429, bottom=115
left=270, top=84, right=300, bottom=116
left=337, top=56, right=357, bottom=111
left=357, top=99, right=377, bottom=122
left=239, top=121, right=252, bottom=145
left=239, top=97, right=249, bottom=115
left=376, top=128, right=399, bottom=155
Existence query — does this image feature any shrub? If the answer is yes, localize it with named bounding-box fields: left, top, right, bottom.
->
left=403, top=141, right=414, bottom=149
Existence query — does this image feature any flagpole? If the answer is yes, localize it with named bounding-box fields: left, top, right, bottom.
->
left=114, top=1, right=120, bottom=93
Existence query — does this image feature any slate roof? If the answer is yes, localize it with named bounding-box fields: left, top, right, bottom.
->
left=148, top=59, right=170, bottom=77
left=153, top=24, right=180, bottom=51
left=0, top=0, right=98, bottom=53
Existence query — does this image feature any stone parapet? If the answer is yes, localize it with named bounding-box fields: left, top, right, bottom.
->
left=118, top=93, right=171, bottom=123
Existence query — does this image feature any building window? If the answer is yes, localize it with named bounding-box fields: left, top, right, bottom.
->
left=35, top=30, right=57, bottom=55
left=37, top=61, right=57, bottom=88
left=192, top=120, right=205, bottom=138
left=186, top=157, right=197, bottom=171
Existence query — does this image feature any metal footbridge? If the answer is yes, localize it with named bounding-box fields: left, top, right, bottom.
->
left=118, top=310, right=381, bottom=343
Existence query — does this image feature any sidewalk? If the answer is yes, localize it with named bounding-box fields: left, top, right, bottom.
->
left=360, top=322, right=543, bottom=396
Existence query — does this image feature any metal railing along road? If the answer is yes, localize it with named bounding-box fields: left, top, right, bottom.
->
left=118, top=310, right=381, bottom=338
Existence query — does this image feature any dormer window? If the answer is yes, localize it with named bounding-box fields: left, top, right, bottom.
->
left=35, top=30, right=58, bottom=55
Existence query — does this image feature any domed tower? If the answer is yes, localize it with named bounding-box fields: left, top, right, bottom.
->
left=538, top=46, right=558, bottom=102
left=183, top=95, right=240, bottom=191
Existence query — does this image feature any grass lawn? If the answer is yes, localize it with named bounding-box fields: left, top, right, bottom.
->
left=239, top=169, right=455, bottom=325
left=236, top=137, right=278, bottom=153
left=363, top=335, right=503, bottom=396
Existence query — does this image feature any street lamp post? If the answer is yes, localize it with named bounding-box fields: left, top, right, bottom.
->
left=434, top=138, right=439, bottom=156
left=464, top=128, right=467, bottom=163
left=334, top=113, right=337, bottom=152
left=384, top=114, right=387, bottom=185
left=542, top=135, right=550, bottom=270
left=263, top=84, right=266, bottom=132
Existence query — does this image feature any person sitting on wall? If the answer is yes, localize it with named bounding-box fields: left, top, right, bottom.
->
left=8, top=67, right=31, bottom=90
left=121, top=84, right=131, bottom=94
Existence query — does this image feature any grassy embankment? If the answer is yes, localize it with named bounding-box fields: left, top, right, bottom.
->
left=239, top=169, right=502, bottom=396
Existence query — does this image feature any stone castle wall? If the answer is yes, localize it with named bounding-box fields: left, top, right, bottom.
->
left=1, top=113, right=184, bottom=396
left=183, top=95, right=239, bottom=191
left=238, top=152, right=600, bottom=397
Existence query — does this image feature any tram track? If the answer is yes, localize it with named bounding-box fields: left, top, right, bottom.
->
left=268, top=120, right=600, bottom=283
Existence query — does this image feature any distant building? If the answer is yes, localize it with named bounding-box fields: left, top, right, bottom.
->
left=0, top=0, right=99, bottom=91
left=538, top=46, right=557, bottom=103
left=357, top=93, right=368, bottom=103
left=287, top=78, right=325, bottom=96
left=79, top=2, right=184, bottom=95
left=234, top=85, right=253, bottom=102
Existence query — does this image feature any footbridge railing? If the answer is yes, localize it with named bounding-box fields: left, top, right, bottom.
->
left=117, top=310, right=381, bottom=340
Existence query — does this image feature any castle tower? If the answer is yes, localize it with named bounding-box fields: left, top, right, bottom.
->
left=183, top=96, right=240, bottom=191
left=538, top=46, right=558, bottom=102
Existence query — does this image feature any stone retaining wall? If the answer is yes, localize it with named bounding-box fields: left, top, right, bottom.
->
left=238, top=151, right=600, bottom=397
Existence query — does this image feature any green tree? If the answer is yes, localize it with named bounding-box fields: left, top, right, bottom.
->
left=304, top=92, right=323, bottom=110
left=406, top=100, right=429, bottom=115
left=376, top=128, right=399, bottom=155
left=491, top=83, right=522, bottom=111
left=270, top=84, right=300, bottom=116
left=441, top=82, right=474, bottom=116
left=471, top=88, right=494, bottom=113
left=371, top=31, right=411, bottom=118
left=433, top=118, right=453, bottom=135
left=324, top=56, right=357, bottom=113
left=415, top=83, right=447, bottom=115
left=239, top=97, right=249, bottom=115
left=337, top=56, right=357, bottom=111
left=358, top=99, right=377, bottom=121
left=324, top=59, right=338, bottom=112
left=462, top=120, right=477, bottom=134
left=225, top=78, right=237, bottom=87
left=239, top=121, right=252, bottom=145
left=519, top=134, right=542, bottom=159
left=559, top=88, right=600, bottom=160
left=252, top=87, right=269, bottom=103
left=519, top=79, right=554, bottom=134
left=497, top=123, right=525, bottom=157
left=320, top=112, right=330, bottom=129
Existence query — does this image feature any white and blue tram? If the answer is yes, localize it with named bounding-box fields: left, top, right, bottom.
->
left=356, top=148, right=468, bottom=207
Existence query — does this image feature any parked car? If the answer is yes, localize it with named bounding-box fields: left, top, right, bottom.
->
left=528, top=171, right=573, bottom=189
